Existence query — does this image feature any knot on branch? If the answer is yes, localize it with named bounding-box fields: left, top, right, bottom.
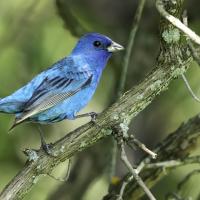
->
left=23, top=149, right=39, bottom=162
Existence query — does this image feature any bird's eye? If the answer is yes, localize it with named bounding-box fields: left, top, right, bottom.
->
left=93, top=41, right=102, bottom=47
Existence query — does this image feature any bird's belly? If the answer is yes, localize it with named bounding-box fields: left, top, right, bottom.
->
left=30, top=86, right=96, bottom=123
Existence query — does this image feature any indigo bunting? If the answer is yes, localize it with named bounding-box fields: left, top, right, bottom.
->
left=0, top=33, right=123, bottom=153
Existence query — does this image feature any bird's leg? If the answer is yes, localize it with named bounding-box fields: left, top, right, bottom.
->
left=75, top=112, right=98, bottom=123
left=37, top=125, right=53, bottom=156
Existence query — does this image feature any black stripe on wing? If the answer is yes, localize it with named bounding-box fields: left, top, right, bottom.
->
left=26, top=75, right=93, bottom=113
left=56, top=79, right=72, bottom=89
left=51, top=77, right=66, bottom=87
left=24, top=76, right=72, bottom=110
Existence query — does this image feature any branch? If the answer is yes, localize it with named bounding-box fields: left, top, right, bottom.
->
left=156, top=0, right=200, bottom=45
left=144, top=156, right=200, bottom=170
left=181, top=73, right=200, bottom=103
left=120, top=143, right=156, bottom=200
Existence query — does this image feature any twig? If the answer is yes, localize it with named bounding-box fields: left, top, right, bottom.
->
left=118, top=0, right=146, bottom=96
left=181, top=73, right=200, bottom=103
left=129, top=134, right=157, bottom=159
left=145, top=160, right=181, bottom=169
left=47, top=159, right=71, bottom=183
left=155, top=0, right=200, bottom=45
left=116, top=176, right=133, bottom=200
left=120, top=143, right=156, bottom=200
left=146, top=156, right=200, bottom=169
left=111, top=123, right=157, bottom=199
left=112, top=131, right=157, bottom=163
left=112, top=126, right=156, bottom=200
left=47, top=174, right=66, bottom=183
left=137, top=156, right=200, bottom=174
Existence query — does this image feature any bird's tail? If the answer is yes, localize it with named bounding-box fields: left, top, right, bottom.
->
left=0, top=97, right=26, bottom=132
left=9, top=117, right=24, bottom=132
left=0, top=98, right=7, bottom=113
left=0, top=98, right=23, bottom=114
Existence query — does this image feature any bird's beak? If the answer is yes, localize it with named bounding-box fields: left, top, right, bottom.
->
left=107, top=41, right=124, bottom=52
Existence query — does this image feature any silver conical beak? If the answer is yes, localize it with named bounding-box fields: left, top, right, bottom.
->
left=107, top=41, right=124, bottom=52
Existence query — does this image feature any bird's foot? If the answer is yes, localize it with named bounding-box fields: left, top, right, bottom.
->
left=37, top=125, right=56, bottom=157
left=89, top=112, right=101, bottom=128
left=75, top=112, right=100, bottom=127
left=89, top=112, right=98, bottom=123
left=41, top=143, right=55, bottom=157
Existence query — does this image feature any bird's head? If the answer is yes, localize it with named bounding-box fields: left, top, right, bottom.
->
left=72, top=33, right=124, bottom=69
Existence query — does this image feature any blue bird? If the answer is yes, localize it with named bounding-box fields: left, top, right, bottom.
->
left=0, top=33, right=124, bottom=153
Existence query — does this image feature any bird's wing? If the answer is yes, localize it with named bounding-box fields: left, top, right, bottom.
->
left=11, top=71, right=93, bottom=127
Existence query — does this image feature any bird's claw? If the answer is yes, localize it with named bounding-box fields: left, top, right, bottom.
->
left=41, top=143, right=55, bottom=157
left=90, top=112, right=98, bottom=122
left=90, top=112, right=101, bottom=128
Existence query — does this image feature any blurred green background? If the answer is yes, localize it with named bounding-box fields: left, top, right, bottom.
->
left=0, top=0, right=200, bottom=199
